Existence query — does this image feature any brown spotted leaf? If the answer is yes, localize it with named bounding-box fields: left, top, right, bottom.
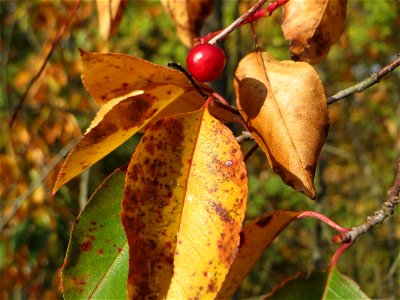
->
left=53, top=84, right=187, bottom=193
left=79, top=50, right=208, bottom=105
left=96, top=0, right=127, bottom=40
left=161, top=0, right=214, bottom=47
left=234, top=51, right=329, bottom=199
left=121, top=104, right=247, bottom=299
left=281, top=0, right=347, bottom=64
left=217, top=210, right=302, bottom=299
left=53, top=51, right=211, bottom=193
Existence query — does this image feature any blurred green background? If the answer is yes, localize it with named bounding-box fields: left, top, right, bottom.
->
left=1, top=0, right=399, bottom=299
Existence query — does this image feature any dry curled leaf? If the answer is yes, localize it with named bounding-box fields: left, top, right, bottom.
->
left=161, top=0, right=214, bottom=47
left=234, top=51, right=329, bottom=199
left=281, top=0, right=347, bottom=64
left=122, top=105, right=247, bottom=299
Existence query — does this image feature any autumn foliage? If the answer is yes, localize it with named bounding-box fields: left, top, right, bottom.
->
left=1, top=0, right=399, bottom=299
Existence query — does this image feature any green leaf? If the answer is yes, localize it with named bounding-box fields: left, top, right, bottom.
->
left=62, top=168, right=128, bottom=300
left=263, top=266, right=370, bottom=300
left=323, top=266, right=370, bottom=300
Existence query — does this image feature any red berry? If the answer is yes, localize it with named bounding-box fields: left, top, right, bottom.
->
left=186, top=43, right=226, bottom=82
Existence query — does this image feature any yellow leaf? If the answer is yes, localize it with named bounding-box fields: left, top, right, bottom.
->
left=53, top=85, right=185, bottom=193
left=281, top=0, right=347, bottom=64
left=234, top=51, right=329, bottom=199
left=217, top=210, right=302, bottom=299
left=161, top=0, right=214, bottom=47
left=121, top=104, right=247, bottom=299
left=79, top=50, right=208, bottom=104
left=96, top=0, right=126, bottom=40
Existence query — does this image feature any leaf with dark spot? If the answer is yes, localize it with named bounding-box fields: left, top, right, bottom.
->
left=53, top=85, right=187, bottom=193
left=62, top=168, right=128, bottom=299
left=121, top=104, right=247, bottom=299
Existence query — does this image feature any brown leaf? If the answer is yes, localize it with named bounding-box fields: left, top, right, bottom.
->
left=281, top=0, right=347, bottom=64
left=161, top=0, right=214, bottom=47
left=121, top=105, right=247, bottom=299
left=96, top=0, right=127, bottom=40
left=234, top=51, right=329, bottom=199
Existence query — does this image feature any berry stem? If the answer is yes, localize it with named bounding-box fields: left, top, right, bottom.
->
left=297, top=211, right=351, bottom=234
left=211, top=91, right=230, bottom=106
left=167, top=61, right=208, bottom=99
left=329, top=242, right=353, bottom=266
left=208, top=0, right=268, bottom=45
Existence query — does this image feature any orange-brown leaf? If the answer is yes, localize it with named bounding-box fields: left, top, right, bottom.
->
left=53, top=85, right=186, bottom=193
left=234, top=51, right=329, bottom=199
left=281, top=0, right=347, bottom=64
left=217, top=210, right=302, bottom=299
left=161, top=0, right=214, bottom=47
left=121, top=105, right=247, bottom=299
left=96, top=0, right=127, bottom=40
left=79, top=50, right=208, bottom=104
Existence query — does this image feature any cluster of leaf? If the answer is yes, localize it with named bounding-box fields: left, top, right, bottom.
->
left=1, top=0, right=398, bottom=299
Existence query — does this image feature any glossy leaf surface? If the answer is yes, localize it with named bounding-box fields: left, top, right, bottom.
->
left=53, top=85, right=185, bottom=193
left=121, top=105, right=247, bottom=299
left=264, top=266, right=370, bottom=299
left=161, top=0, right=214, bottom=47
left=234, top=51, right=329, bottom=199
left=282, top=0, right=347, bottom=64
left=217, top=210, right=301, bottom=299
left=62, top=168, right=128, bottom=299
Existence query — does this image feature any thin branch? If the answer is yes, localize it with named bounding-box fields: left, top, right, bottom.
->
left=9, top=0, right=81, bottom=128
left=244, top=144, right=259, bottom=162
left=0, top=139, right=78, bottom=231
left=208, top=0, right=267, bottom=45
left=236, top=131, right=254, bottom=143
left=327, top=54, right=400, bottom=105
left=332, top=159, right=400, bottom=244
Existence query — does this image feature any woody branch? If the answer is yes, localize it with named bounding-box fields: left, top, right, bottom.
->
left=332, top=159, right=400, bottom=244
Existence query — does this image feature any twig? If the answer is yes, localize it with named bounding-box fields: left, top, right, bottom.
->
left=208, top=0, right=267, bottom=45
left=236, top=131, right=254, bottom=143
left=0, top=139, right=78, bottom=231
left=327, top=54, right=400, bottom=105
left=244, top=144, right=259, bottom=162
left=9, top=0, right=81, bottom=128
left=332, top=159, right=400, bottom=244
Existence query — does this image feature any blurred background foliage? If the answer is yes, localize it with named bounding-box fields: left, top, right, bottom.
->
left=0, top=0, right=399, bottom=299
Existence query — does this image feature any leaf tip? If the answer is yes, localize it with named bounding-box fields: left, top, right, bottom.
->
left=78, top=48, right=88, bottom=57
